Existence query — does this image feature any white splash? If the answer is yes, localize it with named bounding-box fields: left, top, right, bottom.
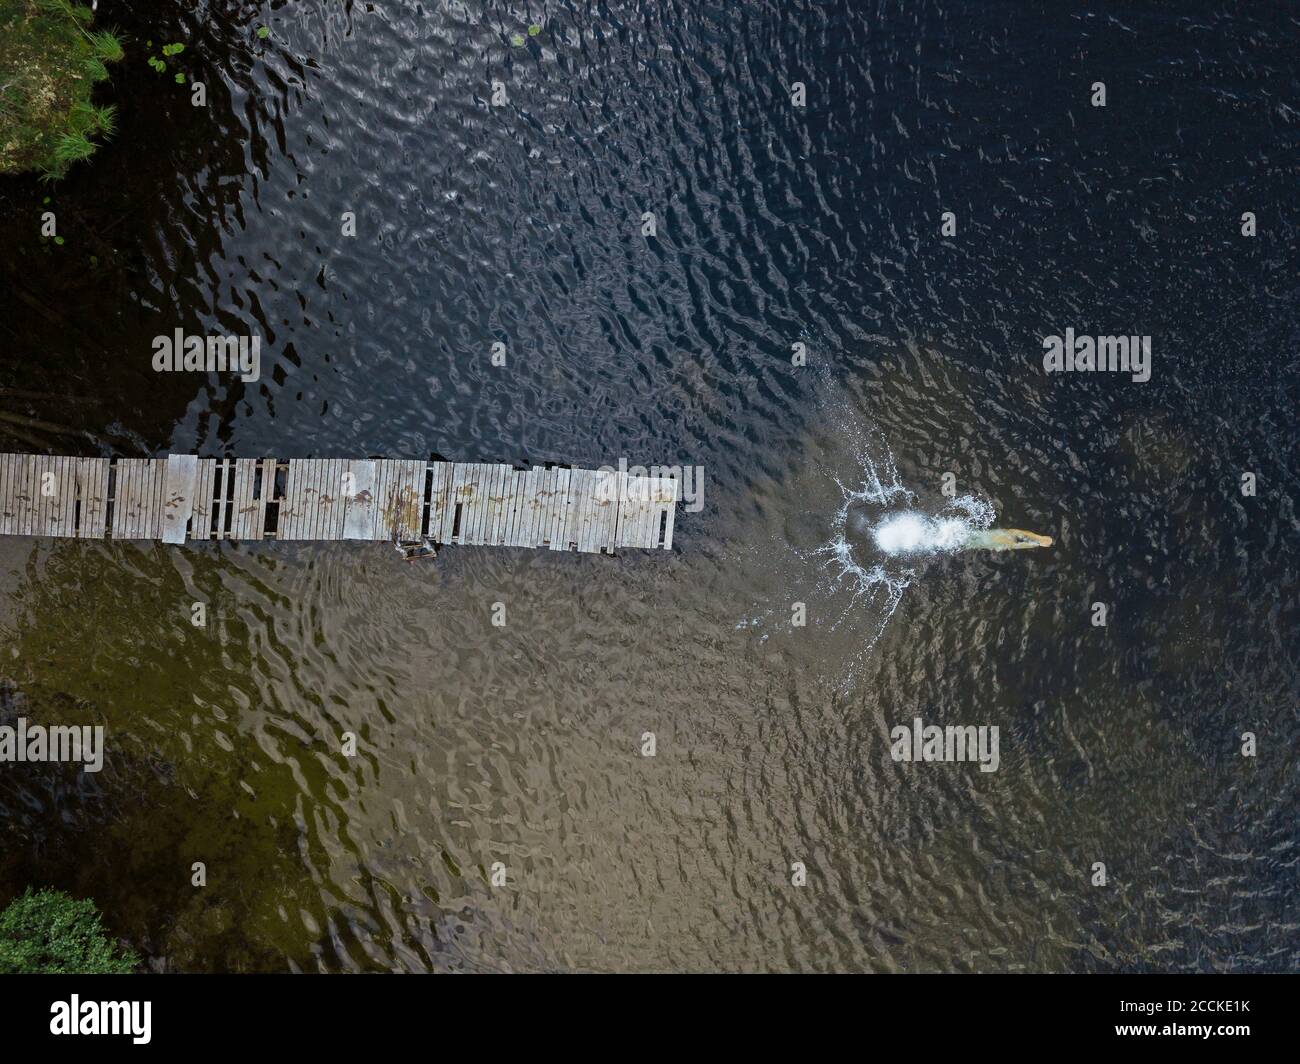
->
left=813, top=438, right=996, bottom=685
left=872, top=495, right=996, bottom=556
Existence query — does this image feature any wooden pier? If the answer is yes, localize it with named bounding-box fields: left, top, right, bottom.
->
left=0, top=455, right=679, bottom=553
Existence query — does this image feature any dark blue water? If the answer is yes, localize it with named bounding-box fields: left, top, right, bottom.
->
left=0, top=0, right=1295, bottom=971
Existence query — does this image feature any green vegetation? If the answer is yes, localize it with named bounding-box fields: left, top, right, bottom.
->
left=0, top=887, right=139, bottom=974
left=0, top=0, right=124, bottom=180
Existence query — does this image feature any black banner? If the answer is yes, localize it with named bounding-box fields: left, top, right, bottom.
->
left=0, top=973, right=1287, bottom=1051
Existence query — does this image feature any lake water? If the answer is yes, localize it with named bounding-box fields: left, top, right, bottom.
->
left=0, top=0, right=1295, bottom=972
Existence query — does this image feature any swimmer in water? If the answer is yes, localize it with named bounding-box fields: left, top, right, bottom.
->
left=963, top=528, right=1053, bottom=551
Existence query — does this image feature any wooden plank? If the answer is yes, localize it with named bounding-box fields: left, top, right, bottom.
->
left=58, top=457, right=79, bottom=537
left=199, top=460, right=214, bottom=539
left=151, top=458, right=168, bottom=539
left=529, top=467, right=547, bottom=547
left=248, top=458, right=272, bottom=541
left=439, top=463, right=460, bottom=544
left=573, top=469, right=596, bottom=553
left=292, top=459, right=316, bottom=541
left=501, top=470, right=522, bottom=547
left=481, top=463, right=499, bottom=544
left=479, top=465, right=498, bottom=545
left=656, top=477, right=679, bottom=550
left=35, top=456, right=54, bottom=537
left=632, top=477, right=655, bottom=549
left=106, top=458, right=123, bottom=539
left=524, top=468, right=542, bottom=547
left=330, top=458, right=350, bottom=538
left=314, top=458, right=336, bottom=538
left=555, top=467, right=577, bottom=551
left=60, top=457, right=78, bottom=537
left=137, top=459, right=153, bottom=539
left=297, top=459, right=320, bottom=540
left=442, top=463, right=464, bottom=543
left=397, top=460, right=424, bottom=540
left=525, top=467, right=547, bottom=548
left=371, top=460, right=390, bottom=540
left=45, top=457, right=65, bottom=537
left=594, top=469, right=622, bottom=554
left=30, top=456, right=48, bottom=537
left=550, top=467, right=573, bottom=551
left=139, top=459, right=158, bottom=539
left=618, top=475, right=646, bottom=548
left=459, top=464, right=483, bottom=545
left=533, top=467, right=552, bottom=547
left=109, top=459, right=128, bottom=539
left=509, top=465, right=527, bottom=546
left=518, top=467, right=537, bottom=548
left=488, top=464, right=511, bottom=546
left=0, top=456, right=10, bottom=537
left=214, top=459, right=231, bottom=539
left=6, top=455, right=21, bottom=536
left=460, top=464, right=481, bottom=545
left=319, top=459, right=342, bottom=539
left=563, top=467, right=583, bottom=552
left=228, top=459, right=255, bottom=540
left=614, top=472, right=631, bottom=548
left=43, top=457, right=64, bottom=537
left=584, top=469, right=607, bottom=554
left=31, top=455, right=49, bottom=536
left=342, top=459, right=378, bottom=540
left=136, top=459, right=152, bottom=539
left=514, top=469, right=535, bottom=547
left=477, top=463, right=497, bottom=545
left=111, top=459, right=135, bottom=539
left=0, top=455, right=14, bottom=537
left=314, top=460, right=340, bottom=540
left=239, top=458, right=258, bottom=539
left=427, top=462, right=449, bottom=543
left=374, top=459, right=420, bottom=541
left=52, top=456, right=73, bottom=537
left=191, top=460, right=213, bottom=540
left=25, top=456, right=42, bottom=537
left=136, top=459, right=151, bottom=539
left=14, top=455, right=34, bottom=536
left=455, top=462, right=476, bottom=544
left=477, top=463, right=498, bottom=545
left=160, top=454, right=198, bottom=544
left=591, top=469, right=613, bottom=553
left=309, top=458, right=328, bottom=538
left=277, top=461, right=300, bottom=540
left=75, top=458, right=108, bottom=539
left=547, top=468, right=566, bottom=550
left=641, top=477, right=671, bottom=548
left=295, top=459, right=317, bottom=540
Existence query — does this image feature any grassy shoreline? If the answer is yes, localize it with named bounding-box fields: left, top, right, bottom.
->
left=0, top=0, right=122, bottom=181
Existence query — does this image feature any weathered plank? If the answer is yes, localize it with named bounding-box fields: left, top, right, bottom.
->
left=76, top=458, right=109, bottom=539
left=342, top=459, right=378, bottom=540
left=427, top=462, right=450, bottom=542
left=547, top=468, right=568, bottom=550
left=375, top=459, right=423, bottom=541
left=161, top=454, right=198, bottom=544
left=593, top=469, right=622, bottom=554
left=552, top=467, right=575, bottom=551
